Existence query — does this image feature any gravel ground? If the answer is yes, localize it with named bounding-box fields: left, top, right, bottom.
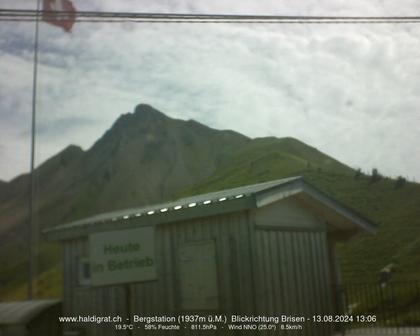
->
left=334, top=327, right=420, bottom=335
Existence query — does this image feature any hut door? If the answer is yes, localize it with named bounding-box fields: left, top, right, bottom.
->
left=178, top=240, right=219, bottom=310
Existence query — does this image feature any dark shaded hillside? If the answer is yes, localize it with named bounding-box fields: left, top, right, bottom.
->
left=74, top=104, right=250, bottom=218
left=0, top=103, right=418, bottom=300
left=0, top=104, right=250, bottom=299
left=0, top=104, right=250, bottom=236
left=0, top=180, right=6, bottom=194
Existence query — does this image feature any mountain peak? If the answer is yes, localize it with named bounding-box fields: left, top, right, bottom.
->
left=134, top=103, right=162, bottom=115
left=112, top=104, right=169, bottom=132
left=133, top=103, right=169, bottom=123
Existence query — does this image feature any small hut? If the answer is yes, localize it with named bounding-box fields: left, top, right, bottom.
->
left=45, top=176, right=375, bottom=336
left=0, top=300, right=61, bottom=336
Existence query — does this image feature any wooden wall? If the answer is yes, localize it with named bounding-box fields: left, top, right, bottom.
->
left=62, top=199, right=335, bottom=335
left=252, top=228, right=333, bottom=336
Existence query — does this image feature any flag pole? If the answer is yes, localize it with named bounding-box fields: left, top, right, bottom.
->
left=28, top=0, right=42, bottom=300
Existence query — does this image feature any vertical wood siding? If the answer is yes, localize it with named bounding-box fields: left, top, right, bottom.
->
left=253, top=228, right=333, bottom=336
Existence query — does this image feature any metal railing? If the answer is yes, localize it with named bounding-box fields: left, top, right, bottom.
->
left=336, top=281, right=420, bottom=335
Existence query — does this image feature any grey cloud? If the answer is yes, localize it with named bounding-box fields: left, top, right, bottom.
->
left=20, top=116, right=97, bottom=138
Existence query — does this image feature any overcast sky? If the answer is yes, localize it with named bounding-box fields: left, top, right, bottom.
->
left=0, top=0, right=419, bottom=182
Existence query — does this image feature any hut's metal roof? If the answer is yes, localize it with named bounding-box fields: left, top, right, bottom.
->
left=44, top=176, right=376, bottom=241
left=0, top=300, right=61, bottom=325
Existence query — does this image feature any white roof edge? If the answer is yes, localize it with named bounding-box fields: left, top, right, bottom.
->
left=301, top=183, right=376, bottom=233
left=255, top=179, right=376, bottom=234
left=255, top=187, right=303, bottom=207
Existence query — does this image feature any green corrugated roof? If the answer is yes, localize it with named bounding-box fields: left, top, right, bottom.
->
left=44, top=176, right=376, bottom=241
left=48, top=176, right=301, bottom=231
left=0, top=300, right=60, bottom=325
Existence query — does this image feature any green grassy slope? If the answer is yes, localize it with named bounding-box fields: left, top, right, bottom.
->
left=182, top=136, right=353, bottom=195
left=304, top=171, right=420, bottom=282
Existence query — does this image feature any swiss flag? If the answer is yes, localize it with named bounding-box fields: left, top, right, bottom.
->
left=42, top=0, right=76, bottom=32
